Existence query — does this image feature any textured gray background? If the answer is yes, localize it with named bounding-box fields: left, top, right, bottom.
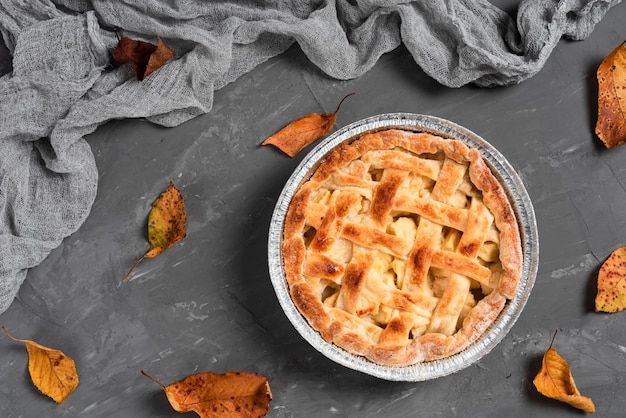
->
left=1, top=3, right=626, bottom=417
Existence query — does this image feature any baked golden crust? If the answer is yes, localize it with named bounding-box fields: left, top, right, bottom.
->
left=282, top=129, right=523, bottom=366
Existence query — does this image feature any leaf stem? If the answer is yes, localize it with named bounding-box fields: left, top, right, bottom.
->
left=123, top=255, right=146, bottom=281
left=141, top=370, right=166, bottom=389
left=549, top=329, right=558, bottom=348
left=1, top=326, right=20, bottom=342
left=332, top=92, right=355, bottom=115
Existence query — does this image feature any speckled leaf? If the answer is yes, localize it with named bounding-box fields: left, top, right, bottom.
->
left=596, top=41, right=626, bottom=148
left=2, top=327, right=79, bottom=404
left=533, top=334, right=595, bottom=414
left=142, top=370, right=272, bottom=417
left=262, top=93, right=354, bottom=157
left=145, top=180, right=186, bottom=258
left=595, top=246, right=626, bottom=313
left=124, top=180, right=186, bottom=280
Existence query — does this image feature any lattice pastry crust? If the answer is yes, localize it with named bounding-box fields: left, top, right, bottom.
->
left=282, top=129, right=523, bottom=366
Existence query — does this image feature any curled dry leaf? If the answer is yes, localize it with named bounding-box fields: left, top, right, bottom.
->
left=533, top=332, right=595, bottom=414
left=262, top=92, right=354, bottom=157
left=124, top=180, right=187, bottom=280
left=142, top=370, right=272, bottom=417
left=2, top=326, right=79, bottom=404
left=596, top=40, right=626, bottom=148
left=595, top=245, right=626, bottom=313
left=113, top=35, right=175, bottom=81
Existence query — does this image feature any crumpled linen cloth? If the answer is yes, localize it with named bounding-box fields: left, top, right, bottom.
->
left=0, top=0, right=620, bottom=314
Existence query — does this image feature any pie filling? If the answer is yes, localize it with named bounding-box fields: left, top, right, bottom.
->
left=283, top=129, right=523, bottom=366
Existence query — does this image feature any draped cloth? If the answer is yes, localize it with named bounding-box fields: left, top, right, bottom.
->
left=0, top=0, right=619, bottom=313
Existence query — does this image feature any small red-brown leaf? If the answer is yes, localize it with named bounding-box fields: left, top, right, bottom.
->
left=596, top=41, right=626, bottom=148
left=113, top=36, right=175, bottom=81
left=262, top=93, right=354, bottom=157
left=595, top=245, right=626, bottom=312
left=144, top=36, right=176, bottom=79
left=142, top=370, right=272, bottom=417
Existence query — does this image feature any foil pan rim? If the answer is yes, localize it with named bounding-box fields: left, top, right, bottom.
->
left=267, top=113, right=538, bottom=381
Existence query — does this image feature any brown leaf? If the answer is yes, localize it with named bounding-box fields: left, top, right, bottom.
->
left=144, top=37, right=176, bottom=79
left=2, top=327, right=79, bottom=404
left=124, top=180, right=187, bottom=280
left=262, top=93, right=354, bottom=157
left=113, top=36, right=175, bottom=81
left=142, top=370, right=272, bottom=417
left=533, top=332, right=595, bottom=414
left=596, top=40, right=626, bottom=148
left=595, top=246, right=626, bottom=312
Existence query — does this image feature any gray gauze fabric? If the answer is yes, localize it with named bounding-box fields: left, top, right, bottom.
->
left=0, top=0, right=620, bottom=314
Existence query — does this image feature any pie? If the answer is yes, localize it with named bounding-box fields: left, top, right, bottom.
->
left=282, top=128, right=523, bottom=367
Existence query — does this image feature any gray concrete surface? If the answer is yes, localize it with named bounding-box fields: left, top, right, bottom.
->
left=1, top=4, right=626, bottom=417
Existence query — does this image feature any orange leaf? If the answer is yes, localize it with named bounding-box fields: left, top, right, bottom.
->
left=124, top=180, right=187, bottom=280
left=2, top=327, right=79, bottom=404
left=595, top=246, right=626, bottom=312
left=144, top=36, right=176, bottom=79
left=142, top=370, right=272, bottom=417
left=533, top=332, right=595, bottom=414
left=262, top=93, right=354, bottom=157
left=113, top=35, right=175, bottom=81
left=595, top=41, right=626, bottom=148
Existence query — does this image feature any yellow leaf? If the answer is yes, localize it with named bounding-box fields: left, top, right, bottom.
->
left=262, top=93, right=354, bottom=157
left=144, top=179, right=187, bottom=258
left=2, top=327, right=79, bottom=404
left=142, top=370, right=272, bottom=417
left=533, top=333, right=595, bottom=414
left=124, top=180, right=187, bottom=280
left=595, top=246, right=626, bottom=313
left=596, top=41, right=626, bottom=149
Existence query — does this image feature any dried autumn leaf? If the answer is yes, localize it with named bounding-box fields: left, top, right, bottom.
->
left=533, top=332, right=595, bottom=414
left=595, top=246, right=626, bottom=312
left=2, top=327, right=79, bottom=404
left=262, top=92, right=354, bottom=157
left=596, top=40, right=626, bottom=148
left=113, top=35, right=175, bottom=81
left=124, top=180, right=186, bottom=280
left=142, top=370, right=272, bottom=417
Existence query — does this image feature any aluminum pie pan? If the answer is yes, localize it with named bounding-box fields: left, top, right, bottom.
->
left=267, top=113, right=538, bottom=381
